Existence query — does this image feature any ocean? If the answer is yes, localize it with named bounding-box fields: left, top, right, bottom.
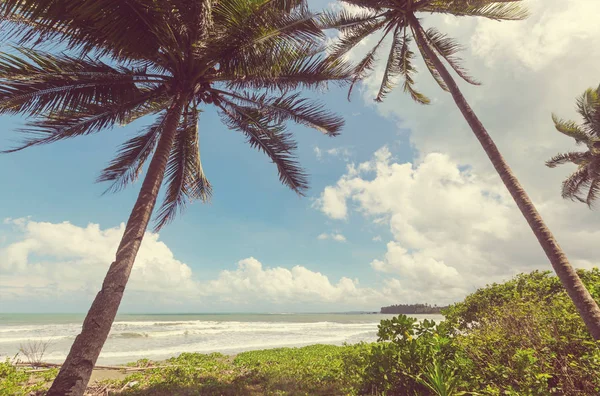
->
left=0, top=313, right=444, bottom=365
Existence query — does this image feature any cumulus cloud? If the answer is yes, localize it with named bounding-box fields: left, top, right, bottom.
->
left=205, top=257, right=369, bottom=304
left=317, top=233, right=347, bottom=242
left=314, top=146, right=353, bottom=162
left=0, top=219, right=398, bottom=310
left=0, top=218, right=198, bottom=306
left=315, top=147, right=600, bottom=302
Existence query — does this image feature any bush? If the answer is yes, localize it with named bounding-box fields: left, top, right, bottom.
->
left=445, top=270, right=600, bottom=395
left=348, top=315, right=473, bottom=395
left=354, top=269, right=600, bottom=395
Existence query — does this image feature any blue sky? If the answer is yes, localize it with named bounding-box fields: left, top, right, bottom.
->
left=2, top=0, right=600, bottom=313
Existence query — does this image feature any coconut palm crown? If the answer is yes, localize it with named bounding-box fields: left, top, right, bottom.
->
left=547, top=85, right=600, bottom=206
left=0, top=0, right=351, bottom=230
left=320, top=0, right=527, bottom=102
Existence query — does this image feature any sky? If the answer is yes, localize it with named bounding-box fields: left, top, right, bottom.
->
left=1, top=0, right=600, bottom=313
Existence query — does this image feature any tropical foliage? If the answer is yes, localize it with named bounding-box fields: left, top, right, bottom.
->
left=547, top=85, right=600, bottom=206
left=320, top=0, right=526, bottom=103
left=0, top=0, right=350, bottom=228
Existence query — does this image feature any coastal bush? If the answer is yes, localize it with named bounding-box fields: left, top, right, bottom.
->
left=348, top=316, right=472, bottom=395
left=354, top=269, right=600, bottom=395
left=445, top=269, right=600, bottom=395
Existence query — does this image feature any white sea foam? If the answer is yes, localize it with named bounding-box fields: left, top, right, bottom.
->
left=0, top=313, right=443, bottom=365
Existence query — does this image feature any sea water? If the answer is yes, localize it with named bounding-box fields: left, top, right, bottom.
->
left=0, top=313, right=444, bottom=365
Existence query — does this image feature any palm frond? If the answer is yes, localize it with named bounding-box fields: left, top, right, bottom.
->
left=212, top=90, right=344, bottom=136
left=154, top=107, right=212, bottom=231
left=212, top=1, right=323, bottom=77
left=0, top=0, right=170, bottom=60
left=399, top=28, right=429, bottom=104
left=576, top=87, right=600, bottom=136
left=319, top=9, right=381, bottom=32
left=216, top=97, right=308, bottom=194
left=224, top=50, right=353, bottom=92
left=545, top=151, right=589, bottom=168
left=2, top=89, right=162, bottom=153
left=586, top=179, right=600, bottom=207
left=97, top=111, right=169, bottom=193
left=423, top=0, right=528, bottom=21
left=325, top=17, right=388, bottom=61
left=560, top=166, right=590, bottom=201
left=375, top=25, right=403, bottom=102
left=0, top=49, right=162, bottom=117
left=423, top=27, right=479, bottom=85
left=347, top=25, right=392, bottom=100
left=551, top=114, right=591, bottom=144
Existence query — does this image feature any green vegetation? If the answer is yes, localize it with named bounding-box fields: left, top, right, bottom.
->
left=546, top=85, right=600, bottom=206
left=3, top=269, right=600, bottom=395
left=0, top=360, right=57, bottom=396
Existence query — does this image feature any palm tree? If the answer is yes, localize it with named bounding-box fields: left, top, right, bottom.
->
left=320, top=0, right=600, bottom=339
left=0, top=0, right=351, bottom=394
left=547, top=85, right=600, bottom=206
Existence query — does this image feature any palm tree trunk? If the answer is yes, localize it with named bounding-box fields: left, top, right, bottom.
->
left=410, top=17, right=600, bottom=339
left=46, top=95, right=187, bottom=396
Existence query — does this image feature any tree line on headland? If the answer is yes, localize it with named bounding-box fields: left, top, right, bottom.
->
left=380, top=303, right=448, bottom=315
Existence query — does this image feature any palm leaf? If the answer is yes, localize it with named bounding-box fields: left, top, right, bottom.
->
left=212, top=90, right=344, bottom=136
left=423, top=0, right=528, bottom=21
left=551, top=114, right=591, bottom=144
left=0, top=49, right=162, bottom=117
left=576, top=87, right=600, bottom=136
left=0, top=0, right=170, bottom=60
left=375, top=25, right=403, bottom=102
left=98, top=112, right=168, bottom=193
left=154, top=107, right=212, bottom=231
left=347, top=24, right=393, bottom=100
left=325, top=17, right=388, bottom=61
left=561, top=166, right=590, bottom=201
left=399, top=28, right=429, bottom=104
left=2, top=89, right=163, bottom=153
left=216, top=97, right=308, bottom=194
left=423, top=27, right=480, bottom=85
left=545, top=151, right=590, bottom=168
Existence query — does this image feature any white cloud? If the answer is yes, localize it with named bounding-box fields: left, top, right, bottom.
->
left=317, top=232, right=347, bottom=242
left=314, top=146, right=353, bottom=162
left=316, top=147, right=600, bottom=302
left=0, top=219, right=198, bottom=306
left=205, top=257, right=368, bottom=304
left=0, top=219, right=405, bottom=310
left=372, top=236, right=382, bottom=242
left=313, top=184, right=349, bottom=220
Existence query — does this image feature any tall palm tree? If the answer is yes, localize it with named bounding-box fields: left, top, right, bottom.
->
left=547, top=85, right=600, bottom=206
left=320, top=0, right=600, bottom=339
left=0, top=0, right=351, bottom=394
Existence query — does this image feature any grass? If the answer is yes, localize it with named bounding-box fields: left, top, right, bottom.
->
left=2, top=344, right=367, bottom=395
